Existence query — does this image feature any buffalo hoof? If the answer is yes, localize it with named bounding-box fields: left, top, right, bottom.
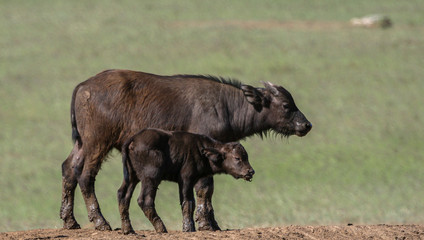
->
left=210, top=218, right=221, bottom=231
left=153, top=224, right=168, bottom=233
left=63, top=220, right=81, bottom=230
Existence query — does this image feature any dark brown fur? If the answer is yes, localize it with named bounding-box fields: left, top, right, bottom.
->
left=60, top=69, right=311, bottom=231
left=117, top=129, right=254, bottom=234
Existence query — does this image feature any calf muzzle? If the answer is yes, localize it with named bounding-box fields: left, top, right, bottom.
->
left=243, top=169, right=255, bottom=182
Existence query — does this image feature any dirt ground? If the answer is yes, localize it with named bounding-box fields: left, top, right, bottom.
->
left=2, top=224, right=424, bottom=240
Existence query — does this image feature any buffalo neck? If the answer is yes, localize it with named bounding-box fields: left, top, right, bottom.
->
left=224, top=88, right=271, bottom=141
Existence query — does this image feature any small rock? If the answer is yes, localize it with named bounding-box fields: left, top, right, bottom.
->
left=350, top=14, right=392, bottom=29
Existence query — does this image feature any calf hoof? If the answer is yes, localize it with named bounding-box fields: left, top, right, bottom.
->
left=195, top=207, right=220, bottom=231
left=197, top=219, right=220, bottom=231
left=122, top=222, right=136, bottom=235
left=182, top=221, right=195, bottom=232
left=196, top=217, right=213, bottom=231
left=94, top=221, right=112, bottom=231
left=63, top=220, right=81, bottom=230
left=197, top=223, right=213, bottom=231
left=122, top=228, right=136, bottom=235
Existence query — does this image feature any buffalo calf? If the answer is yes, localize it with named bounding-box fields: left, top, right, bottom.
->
left=117, top=128, right=254, bottom=234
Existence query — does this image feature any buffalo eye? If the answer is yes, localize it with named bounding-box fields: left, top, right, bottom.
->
left=235, top=157, right=241, bottom=161
left=282, top=102, right=290, bottom=112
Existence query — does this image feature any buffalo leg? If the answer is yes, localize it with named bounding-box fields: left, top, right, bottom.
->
left=117, top=179, right=138, bottom=235
left=60, top=143, right=83, bottom=229
left=77, top=149, right=112, bottom=231
left=138, top=178, right=167, bottom=233
left=194, top=176, right=221, bottom=231
left=179, top=181, right=196, bottom=232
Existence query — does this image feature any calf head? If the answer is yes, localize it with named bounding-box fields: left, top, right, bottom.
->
left=242, top=82, right=312, bottom=137
left=202, top=142, right=254, bottom=181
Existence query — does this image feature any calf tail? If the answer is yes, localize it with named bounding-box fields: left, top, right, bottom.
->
left=70, top=83, right=82, bottom=147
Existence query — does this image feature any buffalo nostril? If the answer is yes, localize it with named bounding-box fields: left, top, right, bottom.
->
left=304, top=122, right=312, bottom=130
left=249, top=169, right=255, bottom=175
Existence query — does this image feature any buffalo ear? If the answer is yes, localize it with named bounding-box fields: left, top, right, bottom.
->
left=241, top=85, right=263, bottom=109
left=201, top=148, right=223, bottom=163
left=263, top=81, right=280, bottom=96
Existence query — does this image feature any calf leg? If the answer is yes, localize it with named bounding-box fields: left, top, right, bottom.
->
left=117, top=179, right=138, bottom=235
left=77, top=149, right=112, bottom=231
left=194, top=176, right=221, bottom=231
left=138, top=178, right=167, bottom=233
left=60, top=143, right=83, bottom=229
left=179, top=181, right=195, bottom=232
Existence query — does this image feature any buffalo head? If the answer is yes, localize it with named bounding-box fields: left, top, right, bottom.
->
left=241, top=82, right=312, bottom=137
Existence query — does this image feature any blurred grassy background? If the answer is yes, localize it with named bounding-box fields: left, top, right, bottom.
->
left=1, top=0, right=424, bottom=232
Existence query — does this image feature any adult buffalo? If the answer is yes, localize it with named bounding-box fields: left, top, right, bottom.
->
left=60, top=69, right=312, bottom=231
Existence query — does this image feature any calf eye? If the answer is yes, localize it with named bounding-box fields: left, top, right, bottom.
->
left=235, top=157, right=241, bottom=161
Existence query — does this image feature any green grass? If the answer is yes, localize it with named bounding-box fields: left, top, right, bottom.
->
left=1, top=0, right=424, bottom=232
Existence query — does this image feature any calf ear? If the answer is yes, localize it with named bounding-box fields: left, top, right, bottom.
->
left=201, top=148, right=223, bottom=163
left=241, top=85, right=263, bottom=109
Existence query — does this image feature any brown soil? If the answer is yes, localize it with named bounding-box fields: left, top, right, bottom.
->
left=2, top=225, right=424, bottom=240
